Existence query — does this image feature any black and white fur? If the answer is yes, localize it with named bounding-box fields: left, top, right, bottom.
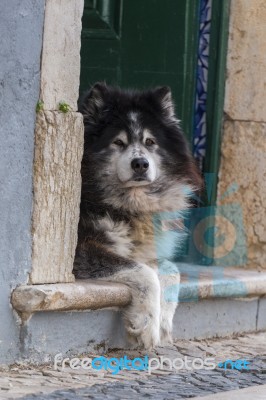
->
left=73, top=83, right=202, bottom=349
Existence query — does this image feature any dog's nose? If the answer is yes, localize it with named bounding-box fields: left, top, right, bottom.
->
left=131, top=157, right=149, bottom=173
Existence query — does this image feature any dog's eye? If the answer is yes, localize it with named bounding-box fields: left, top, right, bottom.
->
left=113, top=139, right=124, bottom=147
left=145, top=138, right=155, bottom=146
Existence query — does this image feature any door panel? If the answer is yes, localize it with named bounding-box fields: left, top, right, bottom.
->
left=80, top=0, right=199, bottom=141
left=80, top=0, right=121, bottom=84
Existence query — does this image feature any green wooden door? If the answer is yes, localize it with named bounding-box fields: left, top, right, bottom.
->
left=79, top=0, right=231, bottom=265
left=80, top=0, right=199, bottom=142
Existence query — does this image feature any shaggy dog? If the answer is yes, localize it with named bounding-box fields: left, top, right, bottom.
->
left=73, top=82, right=201, bottom=349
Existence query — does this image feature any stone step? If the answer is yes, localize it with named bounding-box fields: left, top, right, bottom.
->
left=11, top=265, right=266, bottom=316
left=10, top=265, right=266, bottom=362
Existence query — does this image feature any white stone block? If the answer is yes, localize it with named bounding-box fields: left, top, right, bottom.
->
left=40, top=0, right=84, bottom=111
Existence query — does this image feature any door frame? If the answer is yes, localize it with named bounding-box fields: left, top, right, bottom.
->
left=204, top=0, right=230, bottom=205
left=180, top=0, right=201, bottom=145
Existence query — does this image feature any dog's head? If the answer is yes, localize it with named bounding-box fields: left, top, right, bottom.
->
left=80, top=82, right=202, bottom=212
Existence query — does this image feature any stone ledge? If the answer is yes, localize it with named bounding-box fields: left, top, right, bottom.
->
left=11, top=266, right=266, bottom=316
left=11, top=280, right=131, bottom=314
left=178, top=264, right=266, bottom=301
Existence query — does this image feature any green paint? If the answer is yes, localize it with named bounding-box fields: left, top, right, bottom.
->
left=80, top=0, right=200, bottom=143
left=204, top=0, right=230, bottom=205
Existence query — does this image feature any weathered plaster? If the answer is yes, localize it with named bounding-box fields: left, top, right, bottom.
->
left=0, top=1, right=45, bottom=364
left=14, top=297, right=263, bottom=363
left=173, top=297, right=259, bottom=341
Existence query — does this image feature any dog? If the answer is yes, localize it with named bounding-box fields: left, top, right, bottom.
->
left=73, top=82, right=202, bottom=349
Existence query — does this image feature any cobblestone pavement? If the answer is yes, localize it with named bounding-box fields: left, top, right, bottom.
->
left=0, top=332, right=266, bottom=399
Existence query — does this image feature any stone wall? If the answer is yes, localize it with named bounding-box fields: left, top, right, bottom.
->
left=217, top=0, right=266, bottom=269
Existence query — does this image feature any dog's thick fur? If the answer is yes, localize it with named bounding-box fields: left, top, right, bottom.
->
left=73, top=83, right=202, bottom=349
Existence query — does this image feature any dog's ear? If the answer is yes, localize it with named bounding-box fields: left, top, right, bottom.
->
left=153, top=86, right=177, bottom=122
left=80, top=82, right=109, bottom=124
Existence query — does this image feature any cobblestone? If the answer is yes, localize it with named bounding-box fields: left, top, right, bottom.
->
left=18, top=363, right=266, bottom=400
left=0, top=332, right=265, bottom=399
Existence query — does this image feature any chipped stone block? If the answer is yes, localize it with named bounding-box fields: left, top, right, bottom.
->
left=225, top=0, right=266, bottom=121
left=40, top=0, right=84, bottom=111
left=216, top=120, right=266, bottom=269
left=30, top=111, right=84, bottom=284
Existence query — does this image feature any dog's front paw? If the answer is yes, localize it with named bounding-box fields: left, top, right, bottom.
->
left=140, top=316, right=160, bottom=350
left=125, top=312, right=160, bottom=350
left=113, top=263, right=161, bottom=350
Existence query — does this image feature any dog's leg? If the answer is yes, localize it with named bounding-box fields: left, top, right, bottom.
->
left=158, top=260, right=180, bottom=345
left=74, top=243, right=160, bottom=350
left=111, top=264, right=161, bottom=349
